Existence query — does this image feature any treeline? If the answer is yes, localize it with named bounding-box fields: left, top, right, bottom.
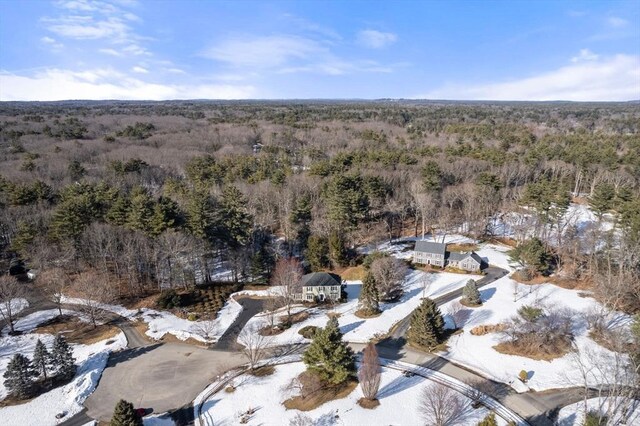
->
left=0, top=102, right=638, bottom=311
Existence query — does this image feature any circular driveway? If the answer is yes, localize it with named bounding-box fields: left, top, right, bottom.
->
left=85, top=343, right=244, bottom=421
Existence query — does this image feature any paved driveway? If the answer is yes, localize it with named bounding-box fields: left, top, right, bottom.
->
left=85, top=343, right=244, bottom=422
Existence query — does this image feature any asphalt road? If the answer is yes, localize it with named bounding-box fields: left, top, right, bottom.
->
left=387, top=265, right=509, bottom=340
left=84, top=342, right=244, bottom=422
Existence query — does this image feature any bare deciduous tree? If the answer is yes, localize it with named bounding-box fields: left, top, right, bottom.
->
left=447, top=301, right=469, bottom=329
left=419, top=382, right=471, bottom=426
left=38, top=268, right=67, bottom=316
left=271, top=258, right=303, bottom=324
left=0, top=275, right=27, bottom=334
left=238, top=322, right=269, bottom=371
left=190, top=314, right=219, bottom=346
left=568, top=338, right=639, bottom=425
left=370, top=256, right=407, bottom=302
left=73, top=271, right=116, bottom=328
left=358, top=342, right=381, bottom=401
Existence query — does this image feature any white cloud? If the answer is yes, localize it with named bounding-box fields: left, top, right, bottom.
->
left=99, top=48, right=121, bottom=56
left=40, top=36, right=64, bottom=50
left=132, top=65, right=148, bottom=74
left=202, top=35, right=321, bottom=68
left=356, top=30, right=397, bottom=49
left=0, top=68, right=256, bottom=101
left=202, top=34, right=396, bottom=76
left=607, top=16, right=628, bottom=28
left=44, top=15, right=130, bottom=40
left=165, top=68, right=186, bottom=74
left=571, top=49, right=599, bottom=63
left=418, top=53, right=640, bottom=101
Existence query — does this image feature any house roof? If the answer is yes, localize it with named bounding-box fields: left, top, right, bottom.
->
left=302, top=272, right=342, bottom=287
left=448, top=252, right=482, bottom=264
left=414, top=241, right=446, bottom=256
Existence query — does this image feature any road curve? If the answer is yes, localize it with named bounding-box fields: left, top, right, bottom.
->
left=388, top=265, right=508, bottom=340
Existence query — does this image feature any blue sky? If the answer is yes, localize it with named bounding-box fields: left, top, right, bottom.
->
left=1, top=0, right=639, bottom=101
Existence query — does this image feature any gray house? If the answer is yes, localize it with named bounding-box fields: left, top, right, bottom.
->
left=413, top=241, right=446, bottom=267
left=447, top=252, right=483, bottom=272
left=413, top=241, right=484, bottom=272
left=295, top=272, right=343, bottom=302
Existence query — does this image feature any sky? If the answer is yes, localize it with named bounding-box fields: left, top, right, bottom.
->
left=0, top=0, right=639, bottom=101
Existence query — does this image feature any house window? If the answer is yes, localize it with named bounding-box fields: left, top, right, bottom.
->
left=306, top=294, right=314, bottom=301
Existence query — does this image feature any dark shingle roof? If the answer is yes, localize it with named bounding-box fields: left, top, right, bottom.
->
left=448, top=251, right=482, bottom=264
left=301, top=272, right=342, bottom=287
left=414, top=241, right=446, bottom=256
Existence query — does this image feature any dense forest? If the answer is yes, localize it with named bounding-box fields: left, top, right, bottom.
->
left=0, top=101, right=638, bottom=313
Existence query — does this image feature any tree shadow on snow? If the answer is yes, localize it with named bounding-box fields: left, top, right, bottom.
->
left=377, top=373, right=422, bottom=399
left=480, top=287, right=496, bottom=303
left=340, top=320, right=365, bottom=335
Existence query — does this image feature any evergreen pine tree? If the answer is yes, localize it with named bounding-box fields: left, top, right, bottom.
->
left=32, top=339, right=52, bottom=380
left=302, top=316, right=356, bottom=385
left=328, top=231, right=348, bottom=267
left=305, top=234, right=330, bottom=271
left=126, top=187, right=154, bottom=232
left=407, top=298, right=445, bottom=350
left=3, top=353, right=37, bottom=399
left=358, top=272, right=380, bottom=315
left=51, top=335, right=76, bottom=380
left=462, top=279, right=482, bottom=305
left=477, top=412, right=498, bottom=426
left=110, top=399, right=143, bottom=426
left=106, top=195, right=130, bottom=226
left=219, top=185, right=252, bottom=248
left=589, top=182, right=614, bottom=220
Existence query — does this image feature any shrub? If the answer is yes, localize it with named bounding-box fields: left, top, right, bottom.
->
left=518, top=370, right=528, bottom=383
left=518, top=305, right=543, bottom=322
left=187, top=313, right=198, bottom=321
left=298, top=326, right=319, bottom=339
left=583, top=410, right=608, bottom=426
left=514, top=269, right=533, bottom=281
left=156, top=289, right=182, bottom=309
left=477, top=412, right=498, bottom=426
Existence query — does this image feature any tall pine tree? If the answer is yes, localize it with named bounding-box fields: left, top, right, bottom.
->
left=302, top=316, right=356, bottom=385
left=32, top=339, right=52, bottom=380
left=305, top=234, right=330, bottom=271
left=358, top=272, right=380, bottom=315
left=110, top=399, right=143, bottom=426
left=3, top=353, right=37, bottom=399
left=589, top=182, right=614, bottom=221
left=219, top=185, right=252, bottom=249
left=407, top=298, right=445, bottom=350
left=51, top=335, right=76, bottom=380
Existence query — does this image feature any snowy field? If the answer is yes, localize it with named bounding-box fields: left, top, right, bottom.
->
left=557, top=397, right=640, bottom=425
left=0, top=329, right=127, bottom=425
left=0, top=298, right=29, bottom=318
left=489, top=203, right=616, bottom=248
left=198, top=361, right=504, bottom=426
left=239, top=268, right=480, bottom=348
left=439, top=272, right=632, bottom=392
left=62, top=291, right=245, bottom=343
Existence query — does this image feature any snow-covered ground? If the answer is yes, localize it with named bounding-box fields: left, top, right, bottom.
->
left=61, top=291, right=245, bottom=343
left=557, top=397, right=640, bottom=425
left=489, top=203, right=616, bottom=248
left=439, top=272, right=632, bottom=392
left=5, top=309, right=89, bottom=334
left=0, top=298, right=29, bottom=319
left=0, top=330, right=127, bottom=425
left=240, top=269, right=480, bottom=348
left=198, top=361, right=504, bottom=426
